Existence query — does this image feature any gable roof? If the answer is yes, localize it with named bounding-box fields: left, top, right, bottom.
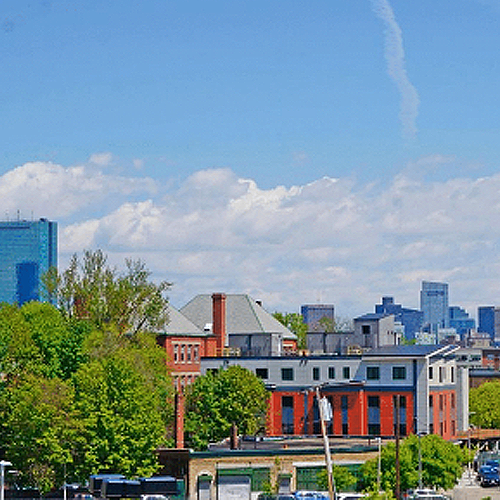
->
left=162, top=303, right=208, bottom=337
left=180, top=294, right=297, bottom=340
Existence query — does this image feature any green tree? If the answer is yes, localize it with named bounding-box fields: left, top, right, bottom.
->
left=185, top=365, right=269, bottom=450
left=0, top=373, right=81, bottom=493
left=470, top=380, right=500, bottom=428
left=43, top=250, right=171, bottom=335
left=273, top=312, right=308, bottom=349
left=0, top=252, right=174, bottom=491
left=360, top=434, right=469, bottom=493
left=317, top=465, right=358, bottom=492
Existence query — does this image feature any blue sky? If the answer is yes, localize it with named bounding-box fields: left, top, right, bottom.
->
left=2, top=0, right=500, bottom=319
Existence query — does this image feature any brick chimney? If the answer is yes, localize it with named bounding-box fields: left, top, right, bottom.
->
left=212, top=293, right=227, bottom=355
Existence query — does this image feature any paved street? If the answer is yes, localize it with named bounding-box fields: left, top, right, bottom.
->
left=447, top=470, right=500, bottom=500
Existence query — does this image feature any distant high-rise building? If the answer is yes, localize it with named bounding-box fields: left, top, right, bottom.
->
left=301, top=304, right=335, bottom=332
left=449, top=306, right=475, bottom=340
left=420, top=281, right=449, bottom=333
left=0, top=218, right=57, bottom=304
left=375, top=296, right=423, bottom=341
left=478, top=306, right=500, bottom=343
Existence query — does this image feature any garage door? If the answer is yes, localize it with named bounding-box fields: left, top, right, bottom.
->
left=217, top=475, right=251, bottom=500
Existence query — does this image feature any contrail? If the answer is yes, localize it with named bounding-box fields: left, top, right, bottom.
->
left=370, top=0, right=420, bottom=141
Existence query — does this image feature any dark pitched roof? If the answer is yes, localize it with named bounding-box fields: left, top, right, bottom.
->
left=180, top=294, right=297, bottom=340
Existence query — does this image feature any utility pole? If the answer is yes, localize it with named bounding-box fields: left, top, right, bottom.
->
left=316, top=387, right=336, bottom=500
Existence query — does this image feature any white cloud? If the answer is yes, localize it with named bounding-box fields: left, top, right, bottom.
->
left=89, top=152, right=113, bottom=166
left=10, top=160, right=500, bottom=318
left=0, top=161, right=157, bottom=219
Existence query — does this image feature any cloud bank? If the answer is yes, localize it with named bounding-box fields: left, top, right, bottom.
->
left=3, top=158, right=500, bottom=318
left=370, top=0, right=420, bottom=141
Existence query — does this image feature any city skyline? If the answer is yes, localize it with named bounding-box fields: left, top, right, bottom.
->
left=2, top=1, right=500, bottom=316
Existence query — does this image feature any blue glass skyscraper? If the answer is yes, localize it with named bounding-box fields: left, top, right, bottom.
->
left=420, top=281, right=449, bottom=333
left=0, top=218, right=57, bottom=304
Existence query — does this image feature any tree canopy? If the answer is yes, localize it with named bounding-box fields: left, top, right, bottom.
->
left=43, top=250, right=171, bottom=335
left=184, top=365, right=269, bottom=450
left=0, top=252, right=173, bottom=493
left=360, top=434, right=469, bottom=493
left=470, top=380, right=500, bottom=428
left=273, top=312, right=308, bottom=349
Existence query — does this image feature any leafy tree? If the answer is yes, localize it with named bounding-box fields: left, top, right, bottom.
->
left=360, top=434, right=469, bottom=493
left=470, top=380, right=500, bottom=428
left=0, top=252, right=174, bottom=492
left=0, top=373, right=81, bottom=493
left=317, top=465, right=358, bottom=492
left=185, top=365, right=269, bottom=450
left=273, top=312, right=308, bottom=349
left=43, top=250, right=171, bottom=335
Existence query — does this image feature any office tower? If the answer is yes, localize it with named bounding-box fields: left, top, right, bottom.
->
left=478, top=306, right=500, bottom=342
left=301, top=304, right=335, bottom=332
left=449, top=306, right=475, bottom=340
left=0, top=218, right=57, bottom=304
left=420, top=281, right=449, bottom=333
left=375, top=296, right=423, bottom=341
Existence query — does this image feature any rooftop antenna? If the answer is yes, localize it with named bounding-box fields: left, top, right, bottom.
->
left=31, top=210, right=34, bottom=221
left=5, top=211, right=8, bottom=221
left=17, top=209, right=20, bottom=221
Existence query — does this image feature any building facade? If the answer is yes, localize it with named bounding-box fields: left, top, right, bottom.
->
left=420, top=281, right=449, bottom=333
left=201, top=344, right=467, bottom=442
left=0, top=218, right=57, bottom=304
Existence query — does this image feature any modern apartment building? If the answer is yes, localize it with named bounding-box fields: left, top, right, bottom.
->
left=0, top=218, right=57, bottom=304
left=420, top=281, right=449, bottom=333
left=201, top=344, right=467, bottom=441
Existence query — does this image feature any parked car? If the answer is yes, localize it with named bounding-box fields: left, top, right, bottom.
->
left=256, top=494, right=295, bottom=500
left=478, top=464, right=500, bottom=487
left=294, top=492, right=329, bottom=500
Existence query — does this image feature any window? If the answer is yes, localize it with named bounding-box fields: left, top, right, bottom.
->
left=187, top=345, right=192, bottom=362
left=328, top=366, right=335, bottom=379
left=439, top=366, right=444, bottom=383
left=174, top=345, right=179, bottom=363
left=392, top=366, right=406, bottom=380
left=256, top=368, right=268, bottom=379
left=429, top=366, right=433, bottom=379
left=429, top=395, right=433, bottom=407
left=362, top=325, right=371, bottom=335
left=343, top=366, right=350, bottom=379
left=341, top=395, right=349, bottom=435
left=366, top=366, right=380, bottom=380
left=282, top=396, right=294, bottom=435
left=393, top=395, right=407, bottom=436
left=312, top=367, right=320, bottom=381
left=451, top=366, right=455, bottom=383
left=193, top=345, right=199, bottom=361
left=368, top=396, right=380, bottom=436
left=181, top=345, right=185, bottom=362
left=281, top=368, right=294, bottom=381
left=451, top=393, right=455, bottom=409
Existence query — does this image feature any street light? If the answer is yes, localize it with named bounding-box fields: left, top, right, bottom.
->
left=0, top=460, right=12, bottom=500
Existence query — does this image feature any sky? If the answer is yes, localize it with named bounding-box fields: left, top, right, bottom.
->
left=1, top=0, right=500, bottom=318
